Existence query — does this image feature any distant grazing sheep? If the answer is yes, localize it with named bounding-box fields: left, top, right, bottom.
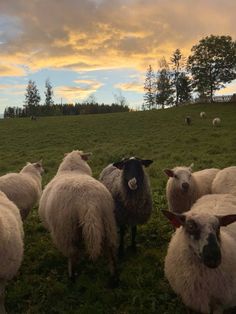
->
left=99, top=157, right=153, bottom=257
left=212, top=166, right=236, bottom=196
left=0, top=191, right=24, bottom=313
left=163, top=194, right=236, bottom=314
left=212, top=117, right=221, bottom=126
left=200, top=111, right=206, bottom=118
left=164, top=164, right=220, bottom=213
left=185, top=116, right=191, bottom=125
left=39, top=150, right=119, bottom=285
left=0, top=161, right=44, bottom=220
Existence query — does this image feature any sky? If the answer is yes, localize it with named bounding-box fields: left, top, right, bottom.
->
left=0, top=0, right=236, bottom=113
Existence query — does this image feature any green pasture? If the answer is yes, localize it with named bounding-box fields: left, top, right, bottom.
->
left=0, top=102, right=236, bottom=313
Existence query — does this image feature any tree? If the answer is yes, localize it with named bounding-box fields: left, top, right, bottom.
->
left=177, top=73, right=192, bottom=103
left=156, top=58, right=174, bottom=109
left=143, top=65, right=156, bottom=109
left=170, top=49, right=186, bottom=106
left=24, top=80, right=41, bottom=115
left=44, top=79, right=54, bottom=106
left=188, top=35, right=236, bottom=102
left=113, top=90, right=128, bottom=107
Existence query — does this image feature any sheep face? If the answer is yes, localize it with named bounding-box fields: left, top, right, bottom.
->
left=164, top=166, right=193, bottom=193
left=32, top=160, right=44, bottom=174
left=113, top=157, right=153, bottom=191
left=162, top=210, right=236, bottom=269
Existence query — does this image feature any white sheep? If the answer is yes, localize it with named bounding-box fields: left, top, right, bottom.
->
left=212, top=117, right=221, bottom=126
left=212, top=166, right=236, bottom=196
left=164, top=164, right=220, bottom=213
left=163, top=193, right=236, bottom=314
left=99, top=157, right=153, bottom=257
left=200, top=111, right=206, bottom=118
left=0, top=191, right=24, bottom=313
left=0, top=161, right=44, bottom=220
left=39, top=150, right=119, bottom=285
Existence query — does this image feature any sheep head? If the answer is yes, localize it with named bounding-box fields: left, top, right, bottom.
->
left=162, top=209, right=236, bottom=269
left=113, top=157, right=153, bottom=191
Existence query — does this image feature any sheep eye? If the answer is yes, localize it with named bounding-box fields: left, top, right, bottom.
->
left=185, top=220, right=200, bottom=239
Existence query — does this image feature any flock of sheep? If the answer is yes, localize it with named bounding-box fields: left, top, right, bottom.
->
left=0, top=118, right=235, bottom=313
left=185, top=111, right=221, bottom=126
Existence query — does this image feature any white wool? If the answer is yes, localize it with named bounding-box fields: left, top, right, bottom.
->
left=165, top=194, right=236, bottom=313
left=200, top=111, right=206, bottom=118
left=212, top=117, right=221, bottom=126
left=0, top=162, right=43, bottom=220
left=166, top=166, right=219, bottom=213
left=0, top=191, right=24, bottom=312
left=212, top=166, right=236, bottom=196
left=39, top=151, right=117, bottom=279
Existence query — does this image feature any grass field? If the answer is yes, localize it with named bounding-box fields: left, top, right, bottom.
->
left=1, top=102, right=236, bottom=314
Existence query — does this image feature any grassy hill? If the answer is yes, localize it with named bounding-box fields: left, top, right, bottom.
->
left=1, top=102, right=236, bottom=313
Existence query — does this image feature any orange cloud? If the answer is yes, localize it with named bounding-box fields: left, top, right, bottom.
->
left=115, top=81, right=144, bottom=93
left=0, top=64, right=25, bottom=76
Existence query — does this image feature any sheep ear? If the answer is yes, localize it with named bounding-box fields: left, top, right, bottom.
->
left=36, top=159, right=43, bottom=166
left=189, top=163, right=194, bottom=170
left=217, top=214, right=236, bottom=227
left=81, top=152, right=92, bottom=161
left=141, top=159, right=153, bottom=167
left=64, top=152, right=69, bottom=157
left=164, top=169, right=174, bottom=177
left=113, top=160, right=125, bottom=169
left=161, top=210, right=186, bottom=228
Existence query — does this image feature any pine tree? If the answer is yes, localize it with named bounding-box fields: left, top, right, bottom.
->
left=156, top=58, right=174, bottom=109
left=143, top=65, right=156, bottom=110
left=178, top=73, right=192, bottom=103
left=44, top=79, right=54, bottom=106
left=24, top=80, right=41, bottom=116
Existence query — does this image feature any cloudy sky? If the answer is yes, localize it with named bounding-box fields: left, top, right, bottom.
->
left=0, top=0, right=236, bottom=113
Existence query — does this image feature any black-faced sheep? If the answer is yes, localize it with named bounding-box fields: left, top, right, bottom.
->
left=99, top=157, right=153, bottom=257
left=162, top=194, right=236, bottom=314
left=185, top=116, right=191, bottom=125
left=164, top=165, right=220, bottom=213
left=0, top=191, right=24, bottom=313
left=39, top=150, right=119, bottom=285
left=200, top=111, right=206, bottom=118
left=0, top=161, right=44, bottom=220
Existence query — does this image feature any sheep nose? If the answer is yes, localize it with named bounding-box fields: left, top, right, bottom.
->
left=182, top=182, right=189, bottom=191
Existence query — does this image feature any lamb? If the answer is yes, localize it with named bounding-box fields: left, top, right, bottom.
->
left=212, top=166, right=236, bottom=196
left=0, top=161, right=44, bottom=220
left=99, top=157, right=153, bottom=257
left=200, top=111, right=206, bottom=118
left=39, top=150, right=119, bottom=286
left=164, top=164, right=220, bottom=213
left=162, top=193, right=236, bottom=314
left=185, top=116, right=191, bottom=125
left=0, top=191, right=24, bottom=313
left=212, top=117, right=221, bottom=126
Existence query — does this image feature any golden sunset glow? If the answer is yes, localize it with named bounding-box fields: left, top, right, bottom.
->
left=0, top=0, right=235, bottom=110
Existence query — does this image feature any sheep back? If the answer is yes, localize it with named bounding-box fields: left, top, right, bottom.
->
left=39, top=173, right=117, bottom=260
left=212, top=166, right=236, bottom=196
left=193, top=168, right=220, bottom=197
left=0, top=191, right=24, bottom=281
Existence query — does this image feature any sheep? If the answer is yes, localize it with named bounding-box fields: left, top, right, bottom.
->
left=0, top=191, right=24, bottom=313
left=185, top=116, right=191, bottom=125
left=164, top=164, right=220, bottom=213
left=212, top=166, right=236, bottom=196
left=99, top=157, right=153, bottom=257
left=200, top=111, right=206, bottom=118
left=212, top=117, right=221, bottom=127
left=39, top=150, right=119, bottom=286
left=0, top=161, right=44, bottom=220
left=162, top=193, right=236, bottom=314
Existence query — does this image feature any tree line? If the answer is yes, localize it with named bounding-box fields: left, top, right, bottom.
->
left=143, top=35, right=236, bottom=109
left=4, top=79, right=129, bottom=118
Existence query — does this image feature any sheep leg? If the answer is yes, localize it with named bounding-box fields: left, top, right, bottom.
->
left=118, top=226, right=125, bottom=258
left=68, top=254, right=79, bottom=282
left=107, top=248, right=119, bottom=288
left=131, top=225, right=137, bottom=251
left=0, top=281, right=6, bottom=314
